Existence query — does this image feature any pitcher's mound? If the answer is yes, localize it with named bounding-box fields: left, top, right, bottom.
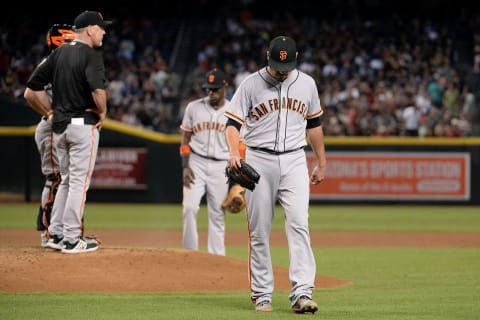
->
left=0, top=246, right=351, bottom=292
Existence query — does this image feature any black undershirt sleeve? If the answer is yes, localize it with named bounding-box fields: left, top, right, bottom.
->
left=226, top=118, right=242, bottom=131
left=306, top=117, right=322, bottom=129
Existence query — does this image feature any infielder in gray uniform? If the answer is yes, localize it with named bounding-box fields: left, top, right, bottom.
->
left=224, top=36, right=327, bottom=313
left=180, top=68, right=230, bottom=256
left=31, top=24, right=76, bottom=248
left=25, top=11, right=111, bottom=254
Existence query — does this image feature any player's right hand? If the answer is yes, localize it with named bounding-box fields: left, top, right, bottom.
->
left=46, top=112, right=53, bottom=125
left=183, top=167, right=195, bottom=188
left=227, top=155, right=242, bottom=172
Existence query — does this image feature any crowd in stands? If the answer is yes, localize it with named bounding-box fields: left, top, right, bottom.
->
left=186, top=11, right=480, bottom=137
left=1, top=8, right=480, bottom=136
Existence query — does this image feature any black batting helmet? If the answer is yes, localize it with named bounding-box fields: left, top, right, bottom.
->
left=46, top=24, right=76, bottom=50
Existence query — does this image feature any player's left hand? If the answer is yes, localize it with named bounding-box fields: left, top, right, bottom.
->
left=86, top=108, right=106, bottom=129
left=96, top=112, right=106, bottom=129
left=310, top=164, right=326, bottom=185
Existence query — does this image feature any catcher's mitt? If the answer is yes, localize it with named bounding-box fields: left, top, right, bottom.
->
left=222, top=184, right=246, bottom=213
left=225, top=159, right=260, bottom=191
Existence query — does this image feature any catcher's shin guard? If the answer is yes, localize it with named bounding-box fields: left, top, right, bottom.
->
left=37, top=173, right=61, bottom=231
left=36, top=205, right=46, bottom=231
left=37, top=200, right=53, bottom=231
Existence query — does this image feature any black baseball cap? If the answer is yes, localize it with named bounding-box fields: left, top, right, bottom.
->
left=202, top=68, right=227, bottom=89
left=268, top=36, right=297, bottom=72
left=73, top=11, right=112, bottom=29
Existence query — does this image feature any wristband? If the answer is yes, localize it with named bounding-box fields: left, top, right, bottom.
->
left=179, top=144, right=192, bottom=156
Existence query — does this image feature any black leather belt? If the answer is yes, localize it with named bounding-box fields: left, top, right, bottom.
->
left=192, top=149, right=224, bottom=161
left=72, top=112, right=99, bottom=125
left=248, top=146, right=304, bottom=155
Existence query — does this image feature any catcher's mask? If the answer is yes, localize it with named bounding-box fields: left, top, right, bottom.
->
left=46, top=24, right=76, bottom=50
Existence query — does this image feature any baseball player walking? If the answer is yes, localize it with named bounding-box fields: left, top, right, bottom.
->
left=24, top=11, right=111, bottom=254
left=224, top=36, right=327, bottom=313
left=28, top=24, right=76, bottom=248
left=180, top=68, right=230, bottom=256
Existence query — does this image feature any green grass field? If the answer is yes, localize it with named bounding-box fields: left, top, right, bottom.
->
left=1, top=203, right=479, bottom=320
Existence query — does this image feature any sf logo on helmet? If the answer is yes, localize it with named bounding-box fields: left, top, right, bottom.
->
left=50, top=29, right=76, bottom=47
left=279, top=50, right=288, bottom=61
left=46, top=25, right=76, bottom=50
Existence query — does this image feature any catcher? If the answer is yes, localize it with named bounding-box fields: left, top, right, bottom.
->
left=34, top=24, right=75, bottom=247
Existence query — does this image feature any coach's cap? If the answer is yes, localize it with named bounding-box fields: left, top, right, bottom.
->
left=202, top=68, right=227, bottom=89
left=73, top=11, right=112, bottom=29
left=268, top=36, right=297, bottom=72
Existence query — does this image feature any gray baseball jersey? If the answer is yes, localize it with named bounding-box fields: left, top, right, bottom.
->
left=226, top=68, right=322, bottom=150
left=34, top=82, right=58, bottom=178
left=181, top=97, right=230, bottom=161
left=225, top=67, right=323, bottom=304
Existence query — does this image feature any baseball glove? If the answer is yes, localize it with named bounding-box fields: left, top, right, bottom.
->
left=222, top=184, right=246, bottom=213
left=225, top=159, right=260, bottom=191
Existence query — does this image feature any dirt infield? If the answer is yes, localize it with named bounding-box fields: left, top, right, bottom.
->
left=1, top=229, right=479, bottom=293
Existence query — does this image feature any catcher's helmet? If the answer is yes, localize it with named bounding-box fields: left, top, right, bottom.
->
left=46, top=24, right=75, bottom=50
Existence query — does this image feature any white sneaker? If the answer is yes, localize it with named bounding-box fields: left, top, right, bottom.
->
left=61, top=238, right=99, bottom=254
left=45, top=234, right=64, bottom=250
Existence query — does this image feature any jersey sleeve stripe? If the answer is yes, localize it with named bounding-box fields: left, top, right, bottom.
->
left=306, top=109, right=324, bottom=119
left=225, top=111, right=245, bottom=125
left=180, top=124, right=193, bottom=132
